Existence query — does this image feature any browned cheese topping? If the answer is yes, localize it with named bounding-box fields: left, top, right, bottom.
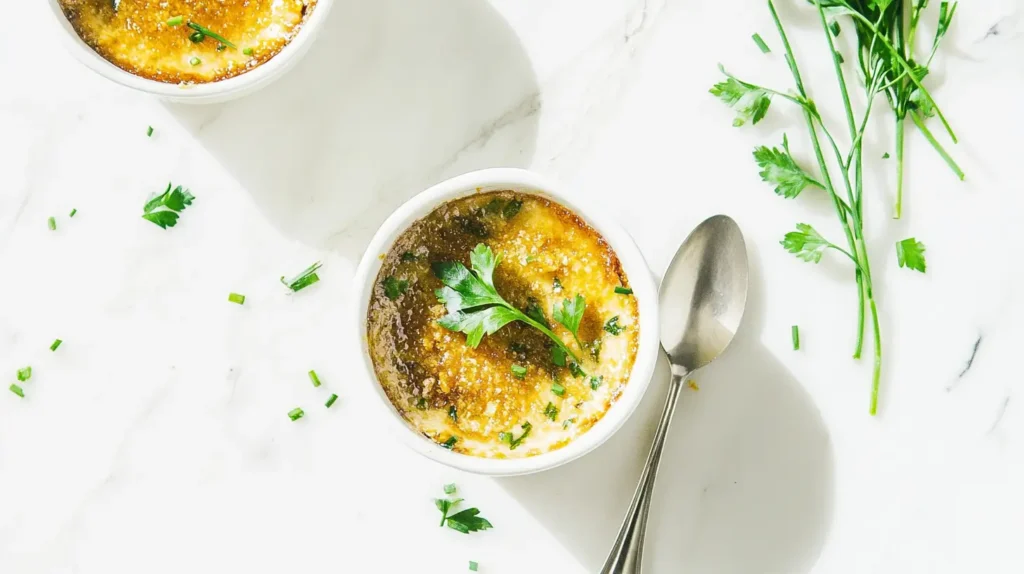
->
left=58, top=0, right=317, bottom=84
left=367, top=192, right=640, bottom=458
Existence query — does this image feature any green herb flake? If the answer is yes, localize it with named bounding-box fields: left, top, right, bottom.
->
left=544, top=402, right=558, bottom=421
left=502, top=199, right=523, bottom=219
left=552, top=277, right=563, bottom=293
left=882, top=152, right=890, bottom=159
left=551, top=345, right=567, bottom=367
left=604, top=316, right=625, bottom=335
left=47, top=217, right=56, bottom=231
left=511, top=364, right=527, bottom=379
left=16, top=367, right=31, bottom=382
left=325, top=394, right=338, bottom=408
left=142, top=183, right=194, bottom=229
left=504, top=421, right=532, bottom=450
left=469, top=561, right=479, bottom=572
left=9, top=384, right=24, bottom=398
left=228, top=293, right=246, bottom=305
left=166, top=15, right=184, bottom=26
left=553, top=294, right=586, bottom=349
left=752, top=33, right=771, bottom=54
left=400, top=251, right=418, bottom=262
left=383, top=276, right=409, bottom=300
left=614, top=286, right=633, bottom=295
left=551, top=381, right=565, bottom=397
left=792, top=325, right=800, bottom=350
left=442, top=436, right=458, bottom=450
left=590, top=375, right=603, bottom=390
left=448, top=405, right=458, bottom=423
left=50, top=339, right=62, bottom=351
left=189, top=57, right=201, bottom=66
left=416, top=397, right=428, bottom=410
left=187, top=22, right=237, bottom=48
left=568, top=362, right=585, bottom=378
left=444, top=483, right=457, bottom=495
left=280, top=262, right=322, bottom=292
left=243, top=47, right=254, bottom=56
left=146, top=126, right=154, bottom=138
left=287, top=407, right=304, bottom=422
left=308, top=370, right=321, bottom=387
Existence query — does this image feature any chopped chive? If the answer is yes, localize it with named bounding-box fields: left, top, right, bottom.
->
left=50, top=339, right=62, bottom=352
left=228, top=292, right=246, bottom=305
left=281, top=262, right=322, bottom=292
left=544, top=402, right=558, bottom=421
left=444, top=483, right=457, bottom=495
left=187, top=22, right=237, bottom=49
left=792, top=325, right=800, bottom=350
left=189, top=57, right=201, bottom=66
left=448, top=405, right=458, bottom=423
left=325, top=394, right=338, bottom=408
left=47, top=217, right=56, bottom=231
left=216, top=44, right=227, bottom=52
left=511, top=364, right=527, bottom=379
left=9, top=384, right=24, bottom=398
left=308, top=370, right=322, bottom=387
left=614, top=286, right=633, bottom=295
left=752, top=33, right=771, bottom=54
left=16, top=366, right=31, bottom=382
left=590, top=375, right=603, bottom=390
left=551, top=381, right=565, bottom=397
left=469, top=561, right=479, bottom=572
left=166, top=15, right=184, bottom=26
left=243, top=47, right=254, bottom=56
left=442, top=436, right=458, bottom=450
left=882, top=152, right=890, bottom=159
left=604, top=316, right=624, bottom=335
left=146, top=126, right=154, bottom=137
left=69, top=208, right=77, bottom=217
left=288, top=407, right=304, bottom=421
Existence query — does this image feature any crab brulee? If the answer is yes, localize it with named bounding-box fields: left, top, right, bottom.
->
left=367, top=191, right=639, bottom=458
left=57, top=0, right=318, bottom=84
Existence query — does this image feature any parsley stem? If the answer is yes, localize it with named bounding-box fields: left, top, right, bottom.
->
left=909, top=110, right=964, bottom=181
left=517, top=312, right=582, bottom=365
left=868, top=298, right=882, bottom=415
left=894, top=117, right=906, bottom=219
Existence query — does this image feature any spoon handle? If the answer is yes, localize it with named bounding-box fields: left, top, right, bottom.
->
left=600, top=371, right=687, bottom=574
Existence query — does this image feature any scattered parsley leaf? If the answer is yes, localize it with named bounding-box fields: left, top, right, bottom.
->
left=16, top=367, right=31, bottom=382
left=444, top=483, right=457, bottom=495
left=882, top=152, right=890, bottom=159
left=524, top=298, right=549, bottom=328
left=551, top=345, right=567, bottom=367
left=69, top=208, right=77, bottom=218
left=603, top=316, right=624, bottom=335
left=146, top=126, right=154, bottom=137
left=753, top=134, right=822, bottom=199
left=446, top=508, right=493, bottom=534
left=710, top=72, right=772, bottom=127
left=142, top=183, right=194, bottom=229
left=469, top=561, right=479, bottom=572
left=502, top=199, right=522, bottom=219
left=590, top=375, right=603, bottom=390
left=553, top=295, right=586, bottom=349
left=896, top=238, right=927, bottom=273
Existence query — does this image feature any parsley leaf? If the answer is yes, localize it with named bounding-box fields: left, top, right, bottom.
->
left=142, top=183, right=194, bottom=229
left=280, top=262, right=322, bottom=292
left=781, top=223, right=839, bottom=263
left=753, top=134, right=823, bottom=198
left=383, top=276, right=409, bottom=300
left=551, top=345, right=567, bottom=367
left=553, top=294, right=586, bottom=349
left=433, top=244, right=581, bottom=363
left=896, top=238, right=927, bottom=273
left=710, top=74, right=772, bottom=127
left=446, top=508, right=494, bottom=534
left=524, top=298, right=550, bottom=328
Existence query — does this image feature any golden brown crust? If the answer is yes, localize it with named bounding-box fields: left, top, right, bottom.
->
left=366, top=191, right=640, bottom=458
left=58, top=0, right=317, bottom=84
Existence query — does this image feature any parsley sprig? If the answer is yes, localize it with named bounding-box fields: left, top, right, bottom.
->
left=432, top=244, right=584, bottom=365
left=142, top=183, right=194, bottom=229
left=434, top=487, right=493, bottom=534
left=895, top=237, right=926, bottom=273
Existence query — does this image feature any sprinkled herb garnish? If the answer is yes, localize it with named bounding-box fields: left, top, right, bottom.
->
left=142, top=183, right=194, bottom=229
left=511, top=364, right=527, bottom=379
left=752, top=32, right=771, bottom=54
left=562, top=418, right=575, bottom=429
left=435, top=491, right=492, bottom=534
left=551, top=381, right=565, bottom=397
left=228, top=293, right=245, bottom=305
left=442, top=436, right=458, bottom=449
left=469, top=561, right=479, bottom=572
left=325, top=394, right=338, bottom=408
left=590, top=375, right=603, bottom=390
left=524, top=297, right=549, bottom=329
left=552, top=277, right=563, bottom=293
left=792, top=325, right=800, bottom=350
left=568, top=362, right=585, bottom=379
left=551, top=346, right=566, bottom=367
left=603, top=316, right=624, bottom=335
left=416, top=397, right=427, bottom=410
left=280, top=262, right=322, bottom=292
left=243, top=47, right=254, bottom=56
left=287, top=407, right=304, bottom=421
left=400, top=251, right=418, bottom=262
left=444, top=483, right=457, bottom=495
left=544, top=402, right=558, bottom=421
left=502, top=199, right=522, bottom=219
left=189, top=57, right=201, bottom=66
left=146, top=125, right=154, bottom=137
left=448, top=405, right=458, bottom=423
left=69, top=208, right=77, bottom=218
left=308, top=370, right=321, bottom=387
left=50, top=339, right=62, bottom=352
left=166, top=15, right=184, bottom=26
left=614, top=286, right=633, bottom=295
left=383, top=276, right=409, bottom=300
left=500, top=421, right=532, bottom=450
left=16, top=367, right=31, bottom=382
left=186, top=22, right=237, bottom=49
left=47, top=217, right=56, bottom=231
left=9, top=384, right=24, bottom=398
left=896, top=238, right=927, bottom=273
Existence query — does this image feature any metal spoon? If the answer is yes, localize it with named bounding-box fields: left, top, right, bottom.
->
left=601, top=215, right=748, bottom=574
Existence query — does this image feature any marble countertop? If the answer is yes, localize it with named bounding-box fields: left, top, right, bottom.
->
left=2, top=1, right=1022, bottom=572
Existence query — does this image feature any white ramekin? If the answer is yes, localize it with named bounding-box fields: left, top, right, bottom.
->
left=46, top=0, right=334, bottom=104
left=352, top=168, right=660, bottom=476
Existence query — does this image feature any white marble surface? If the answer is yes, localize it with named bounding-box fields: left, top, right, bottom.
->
left=2, top=1, right=1023, bottom=572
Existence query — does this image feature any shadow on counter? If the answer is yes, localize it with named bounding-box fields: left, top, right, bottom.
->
left=165, top=0, right=541, bottom=258
left=498, top=242, right=835, bottom=573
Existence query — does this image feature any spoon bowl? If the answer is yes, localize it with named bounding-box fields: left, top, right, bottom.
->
left=602, top=215, right=748, bottom=573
